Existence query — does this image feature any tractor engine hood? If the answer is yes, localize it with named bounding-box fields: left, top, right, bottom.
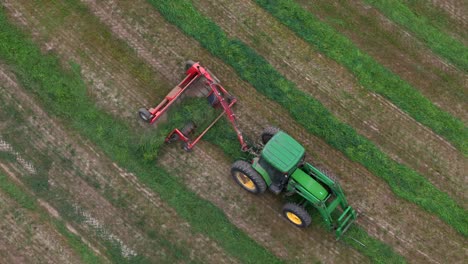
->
left=291, top=169, right=329, bottom=200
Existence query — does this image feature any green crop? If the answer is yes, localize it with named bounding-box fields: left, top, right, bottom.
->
left=364, top=0, right=468, bottom=71
left=254, top=0, right=467, bottom=154
left=138, top=97, right=220, bottom=160
left=0, top=8, right=281, bottom=264
left=147, top=0, right=467, bottom=240
left=0, top=100, right=191, bottom=264
left=0, top=173, right=37, bottom=211
left=343, top=226, right=406, bottom=264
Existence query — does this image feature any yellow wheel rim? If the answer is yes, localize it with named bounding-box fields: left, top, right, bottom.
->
left=286, top=212, right=303, bottom=225
left=235, top=172, right=256, bottom=191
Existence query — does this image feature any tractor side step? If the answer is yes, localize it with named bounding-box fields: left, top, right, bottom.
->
left=269, top=184, right=283, bottom=195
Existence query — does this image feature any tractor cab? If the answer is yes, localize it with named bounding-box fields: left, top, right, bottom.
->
left=252, top=131, right=304, bottom=193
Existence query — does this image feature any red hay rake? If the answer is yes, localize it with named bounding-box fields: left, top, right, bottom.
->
left=138, top=61, right=248, bottom=152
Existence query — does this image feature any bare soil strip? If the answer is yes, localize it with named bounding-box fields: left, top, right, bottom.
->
left=431, top=0, right=467, bottom=29
left=298, top=0, right=467, bottom=122
left=74, top=0, right=466, bottom=263
left=398, top=0, right=467, bottom=43
left=2, top=0, right=172, bottom=123
left=0, top=187, right=83, bottom=264
left=0, top=66, right=238, bottom=264
left=0, top=161, right=108, bottom=263
left=192, top=0, right=467, bottom=205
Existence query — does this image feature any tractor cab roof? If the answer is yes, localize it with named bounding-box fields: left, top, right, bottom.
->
left=262, top=131, right=305, bottom=173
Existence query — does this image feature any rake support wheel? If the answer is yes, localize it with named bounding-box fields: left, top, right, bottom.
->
left=138, top=108, right=153, bottom=123
left=185, top=60, right=196, bottom=71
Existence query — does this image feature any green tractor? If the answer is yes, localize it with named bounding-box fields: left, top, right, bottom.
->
left=231, top=127, right=356, bottom=238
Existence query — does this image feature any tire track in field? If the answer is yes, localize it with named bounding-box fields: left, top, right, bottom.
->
left=0, top=189, right=84, bottom=264
left=0, top=66, right=238, bottom=264
left=0, top=77, right=148, bottom=261
left=0, top=162, right=106, bottom=263
left=0, top=158, right=108, bottom=263
left=193, top=0, right=467, bottom=205
left=77, top=0, right=465, bottom=263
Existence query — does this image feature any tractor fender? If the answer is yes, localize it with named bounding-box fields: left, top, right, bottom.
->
left=251, top=157, right=272, bottom=186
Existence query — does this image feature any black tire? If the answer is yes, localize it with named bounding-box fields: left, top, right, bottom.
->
left=138, top=108, right=153, bottom=123
left=166, top=133, right=179, bottom=143
left=185, top=60, right=196, bottom=71
left=282, top=203, right=311, bottom=228
left=231, top=160, right=266, bottom=194
left=226, top=95, right=235, bottom=105
left=207, top=92, right=219, bottom=107
left=261, top=126, right=280, bottom=144
left=183, top=142, right=193, bottom=152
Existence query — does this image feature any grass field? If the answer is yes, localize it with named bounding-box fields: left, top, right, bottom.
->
left=0, top=0, right=466, bottom=263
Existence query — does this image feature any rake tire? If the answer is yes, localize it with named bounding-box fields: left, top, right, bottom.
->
left=138, top=108, right=153, bottom=123
left=185, top=60, right=196, bottom=71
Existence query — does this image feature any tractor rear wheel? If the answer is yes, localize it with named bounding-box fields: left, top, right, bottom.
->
left=231, top=160, right=266, bottom=194
left=138, top=108, right=153, bottom=123
left=261, top=126, right=280, bottom=144
left=282, top=203, right=311, bottom=228
left=185, top=60, right=196, bottom=71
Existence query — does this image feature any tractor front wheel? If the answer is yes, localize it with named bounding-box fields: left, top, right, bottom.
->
left=261, top=126, right=280, bottom=144
left=282, top=203, right=311, bottom=228
left=231, top=160, right=266, bottom=194
left=138, top=108, right=153, bottom=123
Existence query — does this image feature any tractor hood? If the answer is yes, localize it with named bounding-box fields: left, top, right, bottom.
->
left=262, top=131, right=305, bottom=173
left=291, top=169, right=329, bottom=200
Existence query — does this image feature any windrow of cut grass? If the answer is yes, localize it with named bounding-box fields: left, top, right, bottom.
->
left=254, top=0, right=467, bottom=154
left=364, top=0, right=468, bottom=71
left=0, top=172, right=102, bottom=264
left=400, top=0, right=467, bottom=39
left=0, top=8, right=281, bottom=264
left=147, top=0, right=468, bottom=237
left=1, top=2, right=380, bottom=260
left=0, top=93, right=190, bottom=264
